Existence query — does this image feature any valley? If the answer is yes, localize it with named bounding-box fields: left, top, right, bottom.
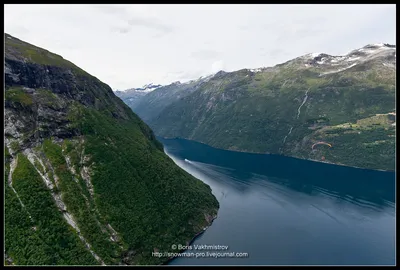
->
left=120, top=44, right=396, bottom=171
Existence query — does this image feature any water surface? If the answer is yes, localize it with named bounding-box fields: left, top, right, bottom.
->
left=159, top=138, right=395, bottom=266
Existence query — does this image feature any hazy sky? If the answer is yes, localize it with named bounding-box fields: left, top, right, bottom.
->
left=5, top=4, right=396, bottom=90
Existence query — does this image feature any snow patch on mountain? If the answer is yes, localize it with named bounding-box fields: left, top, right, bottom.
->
left=183, top=72, right=218, bottom=85
left=301, top=44, right=395, bottom=66
left=346, top=56, right=360, bottom=62
left=296, top=43, right=396, bottom=77
left=319, top=63, right=358, bottom=76
left=249, top=68, right=263, bottom=73
left=116, top=43, right=394, bottom=94
left=118, top=83, right=162, bottom=93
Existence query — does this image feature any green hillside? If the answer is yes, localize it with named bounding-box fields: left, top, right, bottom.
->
left=4, top=33, right=219, bottom=266
left=134, top=45, right=396, bottom=171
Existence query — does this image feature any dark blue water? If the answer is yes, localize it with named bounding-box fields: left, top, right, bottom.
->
left=158, top=137, right=396, bottom=266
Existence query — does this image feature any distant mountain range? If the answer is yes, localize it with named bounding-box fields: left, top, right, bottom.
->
left=121, top=43, right=396, bottom=171
left=117, top=83, right=163, bottom=93
left=114, top=84, right=163, bottom=109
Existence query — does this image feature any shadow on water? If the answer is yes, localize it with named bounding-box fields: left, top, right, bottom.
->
left=158, top=137, right=395, bottom=207
left=159, top=137, right=395, bottom=265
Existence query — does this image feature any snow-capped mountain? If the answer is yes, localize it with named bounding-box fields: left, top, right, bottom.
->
left=285, top=43, right=396, bottom=76
left=301, top=43, right=395, bottom=75
left=114, top=83, right=162, bottom=109
left=244, top=43, right=396, bottom=75
left=119, top=43, right=395, bottom=171
left=114, top=75, right=219, bottom=113
left=118, top=83, right=162, bottom=93
left=183, top=72, right=217, bottom=85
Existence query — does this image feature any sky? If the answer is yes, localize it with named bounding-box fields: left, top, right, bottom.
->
left=4, top=4, right=396, bottom=91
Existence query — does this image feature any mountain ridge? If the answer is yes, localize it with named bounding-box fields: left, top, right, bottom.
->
left=125, top=43, right=395, bottom=171
left=4, top=33, right=219, bottom=266
left=118, top=43, right=395, bottom=92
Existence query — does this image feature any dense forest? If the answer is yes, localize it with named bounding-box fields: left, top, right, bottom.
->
left=4, top=33, right=219, bottom=265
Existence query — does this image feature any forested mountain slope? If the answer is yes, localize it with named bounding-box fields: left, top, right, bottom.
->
left=132, top=44, right=396, bottom=171
left=4, top=33, right=218, bottom=266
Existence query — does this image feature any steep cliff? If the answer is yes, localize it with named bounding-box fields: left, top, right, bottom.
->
left=4, top=33, right=219, bottom=266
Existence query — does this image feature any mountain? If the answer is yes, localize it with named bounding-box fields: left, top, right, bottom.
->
left=4, top=33, right=218, bottom=266
left=114, top=84, right=162, bottom=110
left=130, top=44, right=396, bottom=171
left=133, top=74, right=216, bottom=123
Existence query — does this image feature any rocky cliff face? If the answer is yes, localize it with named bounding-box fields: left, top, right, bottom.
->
left=4, top=33, right=219, bottom=266
left=5, top=33, right=134, bottom=152
left=130, top=44, right=396, bottom=171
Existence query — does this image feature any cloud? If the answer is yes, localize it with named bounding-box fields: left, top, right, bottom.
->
left=211, top=60, right=225, bottom=73
left=273, top=23, right=327, bottom=44
left=191, top=50, right=220, bottom=60
left=109, top=16, right=174, bottom=36
left=5, top=24, right=30, bottom=36
left=238, top=25, right=251, bottom=31
left=4, top=4, right=396, bottom=89
left=268, top=48, right=285, bottom=56
left=93, top=5, right=128, bottom=16
left=110, top=26, right=131, bottom=34
left=127, top=17, right=173, bottom=34
left=162, top=71, right=184, bottom=80
left=93, top=5, right=174, bottom=36
left=163, top=70, right=205, bottom=83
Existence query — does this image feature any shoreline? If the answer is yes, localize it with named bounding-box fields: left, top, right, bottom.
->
left=160, top=215, right=218, bottom=265
left=158, top=136, right=395, bottom=173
